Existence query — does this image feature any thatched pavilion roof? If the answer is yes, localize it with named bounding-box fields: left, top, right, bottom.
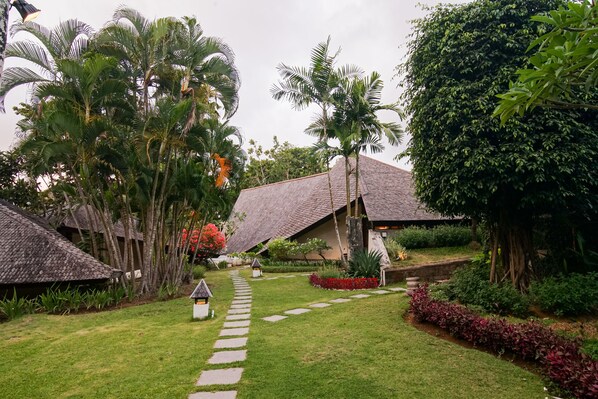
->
left=0, top=200, right=118, bottom=285
left=226, top=156, right=449, bottom=254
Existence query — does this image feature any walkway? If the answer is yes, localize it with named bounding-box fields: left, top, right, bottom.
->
left=189, top=270, right=251, bottom=399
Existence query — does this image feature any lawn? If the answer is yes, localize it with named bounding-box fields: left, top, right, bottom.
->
left=392, top=245, right=480, bottom=268
left=1, top=268, right=547, bottom=398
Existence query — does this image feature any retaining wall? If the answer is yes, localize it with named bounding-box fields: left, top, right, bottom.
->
left=382, top=257, right=471, bottom=285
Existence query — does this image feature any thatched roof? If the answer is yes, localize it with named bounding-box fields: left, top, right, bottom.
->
left=0, top=200, right=118, bottom=285
left=226, top=156, right=449, bottom=253
left=57, top=205, right=143, bottom=241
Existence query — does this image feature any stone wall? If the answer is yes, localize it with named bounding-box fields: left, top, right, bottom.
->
left=382, top=258, right=471, bottom=285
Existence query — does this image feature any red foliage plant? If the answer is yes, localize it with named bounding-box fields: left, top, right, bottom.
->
left=409, top=286, right=598, bottom=399
left=309, top=274, right=378, bottom=290
left=181, top=223, right=226, bottom=256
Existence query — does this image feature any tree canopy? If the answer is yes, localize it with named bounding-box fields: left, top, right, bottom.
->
left=494, top=0, right=598, bottom=123
left=242, top=137, right=326, bottom=189
left=401, top=0, right=598, bottom=290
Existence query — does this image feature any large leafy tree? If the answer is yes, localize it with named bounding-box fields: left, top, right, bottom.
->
left=401, top=0, right=598, bottom=290
left=242, top=136, right=325, bottom=189
left=494, top=0, right=598, bottom=122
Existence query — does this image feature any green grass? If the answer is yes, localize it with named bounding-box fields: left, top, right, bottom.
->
left=392, top=245, right=480, bottom=268
left=1, top=268, right=547, bottom=398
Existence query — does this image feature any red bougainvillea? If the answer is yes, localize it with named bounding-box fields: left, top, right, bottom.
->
left=309, top=274, right=379, bottom=290
left=410, top=286, right=598, bottom=399
left=182, top=223, right=226, bottom=257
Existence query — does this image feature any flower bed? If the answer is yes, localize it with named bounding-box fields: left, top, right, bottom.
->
left=410, top=286, right=598, bottom=399
left=309, top=274, right=378, bottom=290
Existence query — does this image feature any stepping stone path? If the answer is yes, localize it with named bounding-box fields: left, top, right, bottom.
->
left=189, top=270, right=252, bottom=399
left=260, top=281, right=405, bottom=323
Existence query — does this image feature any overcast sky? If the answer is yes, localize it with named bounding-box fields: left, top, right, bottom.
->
left=0, top=0, right=466, bottom=170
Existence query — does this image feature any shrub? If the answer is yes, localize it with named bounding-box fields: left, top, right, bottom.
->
left=262, top=265, right=320, bottom=273
left=0, top=290, right=37, bottom=321
left=193, top=265, right=207, bottom=280
left=395, top=226, right=431, bottom=249
left=395, top=224, right=477, bottom=249
left=267, top=237, right=299, bottom=261
left=434, top=261, right=529, bottom=317
left=217, top=260, right=229, bottom=269
left=158, top=283, right=180, bottom=301
left=530, top=273, right=598, bottom=316
left=300, top=238, right=331, bottom=260
left=182, top=223, right=226, bottom=257
left=349, top=250, right=382, bottom=278
left=410, top=286, right=598, bottom=399
left=309, top=274, right=379, bottom=290
left=316, top=265, right=345, bottom=279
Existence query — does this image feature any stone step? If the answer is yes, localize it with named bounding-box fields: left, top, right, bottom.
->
left=189, top=391, right=237, bottom=399
left=214, top=337, right=248, bottom=349
left=196, top=368, right=244, bottom=386
left=219, top=328, right=249, bottom=337
left=208, top=350, right=247, bottom=365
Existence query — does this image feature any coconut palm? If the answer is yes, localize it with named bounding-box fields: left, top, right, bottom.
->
left=272, top=36, right=361, bottom=264
left=0, top=19, right=93, bottom=112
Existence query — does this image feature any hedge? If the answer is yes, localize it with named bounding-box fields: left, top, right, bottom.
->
left=309, top=274, right=379, bottom=290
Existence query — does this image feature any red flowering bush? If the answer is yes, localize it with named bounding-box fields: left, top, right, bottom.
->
left=410, top=286, right=598, bottom=399
left=181, top=223, right=226, bottom=258
left=309, top=274, right=378, bottom=290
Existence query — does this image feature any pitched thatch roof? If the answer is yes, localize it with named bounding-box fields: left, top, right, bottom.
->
left=0, top=200, right=118, bottom=285
left=226, top=156, right=450, bottom=254
left=57, top=205, right=143, bottom=241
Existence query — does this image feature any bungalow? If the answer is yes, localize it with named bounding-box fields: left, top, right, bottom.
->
left=226, top=156, right=456, bottom=260
left=0, top=200, right=119, bottom=297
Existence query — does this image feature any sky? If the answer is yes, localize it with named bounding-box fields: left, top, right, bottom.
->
left=0, top=0, right=466, bottom=170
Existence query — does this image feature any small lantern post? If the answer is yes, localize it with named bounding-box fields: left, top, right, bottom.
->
left=251, top=258, right=262, bottom=278
left=190, top=279, right=213, bottom=319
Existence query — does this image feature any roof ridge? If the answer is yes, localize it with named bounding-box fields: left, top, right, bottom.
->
left=239, top=171, right=329, bottom=192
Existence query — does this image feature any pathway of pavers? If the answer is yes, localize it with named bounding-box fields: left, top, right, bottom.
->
left=261, top=286, right=407, bottom=323
left=189, top=271, right=252, bottom=399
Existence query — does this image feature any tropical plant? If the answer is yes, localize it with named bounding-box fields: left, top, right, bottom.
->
left=494, top=0, right=598, bottom=122
left=272, top=36, right=361, bottom=266
left=0, top=19, right=93, bottom=112
left=348, top=249, right=382, bottom=278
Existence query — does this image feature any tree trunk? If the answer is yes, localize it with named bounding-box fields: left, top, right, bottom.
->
left=347, top=217, right=364, bottom=258
left=490, top=219, right=534, bottom=292
left=326, top=166, right=346, bottom=266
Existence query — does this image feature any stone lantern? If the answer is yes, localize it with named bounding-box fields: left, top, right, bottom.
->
left=251, top=258, right=262, bottom=278
left=190, top=279, right=213, bottom=319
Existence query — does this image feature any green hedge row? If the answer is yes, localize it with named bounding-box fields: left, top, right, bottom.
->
left=394, top=225, right=477, bottom=249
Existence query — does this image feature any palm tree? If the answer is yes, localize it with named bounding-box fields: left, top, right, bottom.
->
left=271, top=36, right=361, bottom=265
left=0, top=19, right=93, bottom=112
left=308, top=72, right=403, bottom=255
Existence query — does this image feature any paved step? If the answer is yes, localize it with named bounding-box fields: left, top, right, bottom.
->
left=329, top=298, right=351, bottom=303
left=371, top=290, right=390, bottom=295
left=214, top=337, right=248, bottom=349
left=219, top=328, right=249, bottom=337
left=284, top=308, right=311, bottom=315
left=196, top=368, right=244, bottom=386
left=228, top=308, right=251, bottom=315
left=262, top=315, right=287, bottom=322
left=350, top=294, right=371, bottom=299
left=189, top=390, right=237, bottom=399
left=230, top=304, right=251, bottom=309
left=231, top=300, right=252, bottom=304
left=208, top=350, right=247, bottom=365
left=223, top=320, right=250, bottom=328
left=309, top=303, right=331, bottom=308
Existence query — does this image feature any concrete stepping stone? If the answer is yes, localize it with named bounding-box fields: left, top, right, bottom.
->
left=284, top=308, right=311, bottom=315
left=214, top=337, right=248, bottom=349
left=226, top=314, right=250, bottom=321
left=228, top=308, right=251, bottom=315
left=220, top=327, right=249, bottom=337
left=231, top=304, right=251, bottom=309
left=351, top=294, right=371, bottom=299
left=234, top=296, right=252, bottom=300
left=208, top=350, right=247, bottom=365
left=235, top=290, right=252, bottom=294
left=301, top=273, right=312, bottom=276
left=232, top=299, right=252, bottom=304
left=196, top=368, right=244, bottom=386
left=329, top=298, right=351, bottom=303
left=223, top=320, right=250, bottom=328
left=262, top=315, right=287, bottom=322
left=265, top=277, right=279, bottom=280
left=309, top=303, right=331, bottom=308
left=371, top=290, right=390, bottom=295
left=234, top=285, right=249, bottom=289
left=189, top=391, right=237, bottom=399
left=388, top=287, right=407, bottom=292
left=282, top=275, right=296, bottom=278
